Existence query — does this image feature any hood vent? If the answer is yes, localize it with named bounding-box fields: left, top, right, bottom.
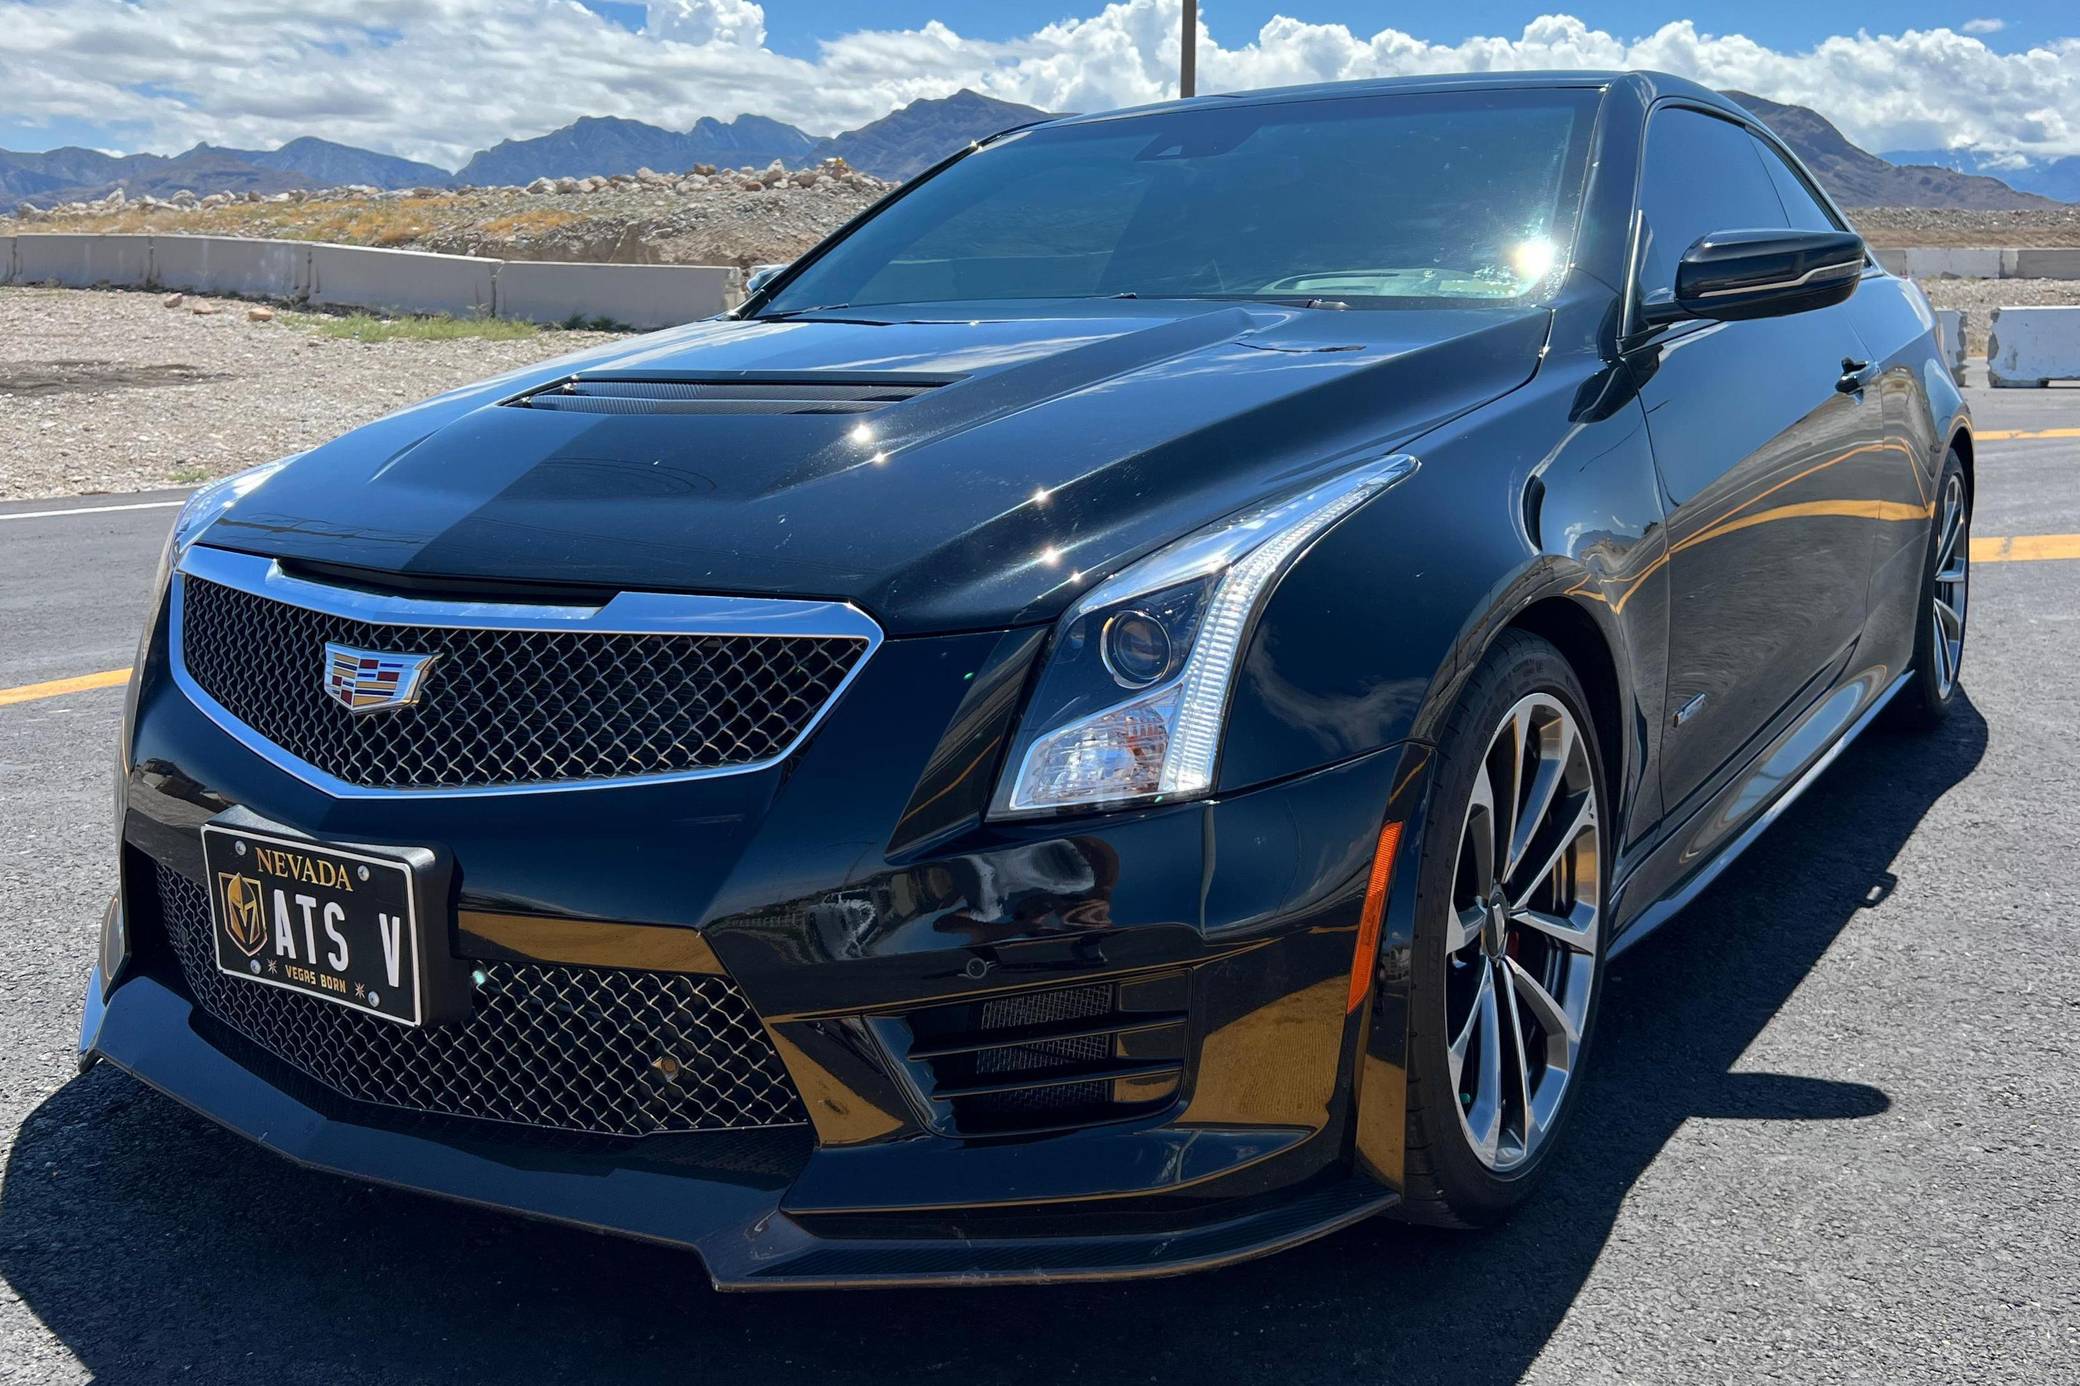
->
left=507, top=375, right=948, bottom=416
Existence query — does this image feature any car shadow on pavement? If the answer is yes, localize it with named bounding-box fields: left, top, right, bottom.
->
left=0, top=698, right=1986, bottom=1386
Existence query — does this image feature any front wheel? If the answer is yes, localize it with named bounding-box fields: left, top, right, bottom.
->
left=1397, top=630, right=1605, bottom=1227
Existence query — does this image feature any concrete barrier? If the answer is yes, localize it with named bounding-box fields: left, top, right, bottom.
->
left=494, top=260, right=735, bottom=328
left=1986, top=306, right=2080, bottom=388
left=0, top=231, right=737, bottom=326
left=1881, top=246, right=2004, bottom=280
left=1932, top=309, right=1968, bottom=373
left=1875, top=245, right=2080, bottom=282
left=310, top=243, right=497, bottom=316
left=2007, top=248, right=2080, bottom=281
left=152, top=235, right=311, bottom=300
left=13, top=233, right=153, bottom=288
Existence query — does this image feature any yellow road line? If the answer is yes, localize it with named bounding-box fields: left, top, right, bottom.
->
left=0, top=668, right=131, bottom=707
left=1975, top=427, right=2080, bottom=442
left=1972, top=534, right=2080, bottom=564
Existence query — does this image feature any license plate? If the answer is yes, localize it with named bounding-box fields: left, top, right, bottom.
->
left=201, top=823, right=426, bottom=1027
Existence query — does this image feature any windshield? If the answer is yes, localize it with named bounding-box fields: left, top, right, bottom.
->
left=761, top=87, right=1602, bottom=315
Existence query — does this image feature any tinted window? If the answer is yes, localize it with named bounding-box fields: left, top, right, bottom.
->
left=1752, top=136, right=1845, bottom=232
left=1635, top=108, right=1787, bottom=307
left=763, top=89, right=1601, bottom=313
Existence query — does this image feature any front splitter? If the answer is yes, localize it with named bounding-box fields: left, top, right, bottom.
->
left=83, top=972, right=1394, bottom=1289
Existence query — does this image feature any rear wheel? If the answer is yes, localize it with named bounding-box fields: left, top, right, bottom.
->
left=1891, top=451, right=1970, bottom=730
left=1397, top=630, right=1605, bottom=1227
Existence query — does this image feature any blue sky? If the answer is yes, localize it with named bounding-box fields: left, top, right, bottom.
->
left=5, top=2, right=2078, bottom=167
left=588, top=1, right=2077, bottom=57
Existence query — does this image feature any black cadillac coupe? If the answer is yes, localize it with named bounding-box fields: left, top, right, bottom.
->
left=82, top=71, right=1972, bottom=1287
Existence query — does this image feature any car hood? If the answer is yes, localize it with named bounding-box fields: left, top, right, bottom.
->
left=200, top=299, right=1549, bottom=634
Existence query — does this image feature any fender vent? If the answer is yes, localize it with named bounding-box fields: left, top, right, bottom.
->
left=872, top=972, right=1190, bottom=1138
left=507, top=376, right=947, bottom=416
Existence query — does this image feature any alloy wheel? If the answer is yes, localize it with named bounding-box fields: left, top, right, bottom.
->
left=1931, top=473, right=1969, bottom=697
left=1446, top=692, right=1600, bottom=1172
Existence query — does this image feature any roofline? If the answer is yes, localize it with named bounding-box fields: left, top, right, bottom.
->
left=1026, top=69, right=1749, bottom=132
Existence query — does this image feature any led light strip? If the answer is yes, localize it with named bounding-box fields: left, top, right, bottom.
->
left=1158, top=463, right=1411, bottom=795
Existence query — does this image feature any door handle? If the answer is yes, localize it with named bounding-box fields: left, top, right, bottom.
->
left=1836, top=358, right=1873, bottom=393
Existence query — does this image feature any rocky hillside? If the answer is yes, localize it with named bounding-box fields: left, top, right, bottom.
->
left=1, top=158, right=896, bottom=270
left=4, top=90, right=1047, bottom=208
left=813, top=90, right=1048, bottom=180
left=209, top=137, right=452, bottom=192
left=1884, top=146, right=2080, bottom=205
left=1727, top=91, right=2058, bottom=210
left=0, top=145, right=314, bottom=204
left=455, top=114, right=816, bottom=187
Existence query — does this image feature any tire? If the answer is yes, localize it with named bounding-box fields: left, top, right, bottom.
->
left=1396, top=629, right=1607, bottom=1228
left=1889, top=450, right=1970, bottom=731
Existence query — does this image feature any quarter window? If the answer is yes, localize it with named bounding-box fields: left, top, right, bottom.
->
left=1751, top=136, right=1847, bottom=233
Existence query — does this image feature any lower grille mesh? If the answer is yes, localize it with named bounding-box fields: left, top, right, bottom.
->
left=968, top=985, right=1115, bottom=1116
left=155, top=864, right=805, bottom=1138
left=884, top=972, right=1192, bottom=1137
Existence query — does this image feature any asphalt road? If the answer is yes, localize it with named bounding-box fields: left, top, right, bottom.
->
left=2, top=387, right=2077, bottom=1384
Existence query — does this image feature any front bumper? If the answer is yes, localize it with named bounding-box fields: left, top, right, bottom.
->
left=82, top=960, right=1393, bottom=1288
left=90, top=586, right=1433, bottom=1287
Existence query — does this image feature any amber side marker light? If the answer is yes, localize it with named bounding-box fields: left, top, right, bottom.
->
left=1346, top=821, right=1404, bottom=1014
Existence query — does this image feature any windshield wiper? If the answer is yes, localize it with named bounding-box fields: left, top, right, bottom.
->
left=1099, top=292, right=1353, bottom=310
left=748, top=303, right=857, bottom=320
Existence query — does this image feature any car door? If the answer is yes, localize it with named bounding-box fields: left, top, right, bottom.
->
left=1624, top=105, right=1889, bottom=815
left=1753, top=131, right=1945, bottom=667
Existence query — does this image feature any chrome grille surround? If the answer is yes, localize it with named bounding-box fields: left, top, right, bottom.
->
left=155, top=864, right=807, bottom=1138
left=170, top=546, right=881, bottom=796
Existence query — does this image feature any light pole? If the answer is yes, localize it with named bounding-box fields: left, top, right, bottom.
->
left=1180, top=0, right=1196, bottom=97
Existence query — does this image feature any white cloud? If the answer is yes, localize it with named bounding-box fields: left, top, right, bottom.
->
left=646, top=0, right=765, bottom=49
left=1962, top=18, right=2005, bottom=34
left=0, top=1, right=2075, bottom=169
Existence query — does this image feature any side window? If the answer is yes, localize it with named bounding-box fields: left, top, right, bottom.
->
left=1751, top=136, right=1846, bottom=233
left=1635, top=108, right=1788, bottom=309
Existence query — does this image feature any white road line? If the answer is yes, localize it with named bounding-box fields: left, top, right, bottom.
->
left=0, top=500, right=185, bottom=522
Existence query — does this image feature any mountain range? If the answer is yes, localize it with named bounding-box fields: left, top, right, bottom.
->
left=1880, top=146, right=2080, bottom=205
left=453, top=91, right=1048, bottom=185
left=2, top=87, right=2070, bottom=211
left=1724, top=92, right=2058, bottom=210
left=0, top=90, right=1048, bottom=206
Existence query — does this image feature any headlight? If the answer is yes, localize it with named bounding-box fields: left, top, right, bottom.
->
left=169, top=456, right=293, bottom=558
left=144, top=456, right=295, bottom=628
left=121, top=457, right=295, bottom=835
left=992, top=454, right=1418, bottom=817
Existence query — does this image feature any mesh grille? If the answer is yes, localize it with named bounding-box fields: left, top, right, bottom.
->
left=970, top=985, right=1113, bottom=1114
left=178, top=575, right=866, bottom=790
left=892, top=977, right=1189, bottom=1135
left=155, top=864, right=806, bottom=1138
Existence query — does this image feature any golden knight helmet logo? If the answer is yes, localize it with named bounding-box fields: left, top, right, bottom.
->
left=218, top=871, right=268, bottom=958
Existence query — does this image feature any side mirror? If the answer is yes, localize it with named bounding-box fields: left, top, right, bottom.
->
left=744, top=263, right=789, bottom=297
left=1644, top=228, right=1865, bottom=326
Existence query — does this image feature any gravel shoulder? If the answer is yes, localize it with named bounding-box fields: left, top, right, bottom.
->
left=0, top=287, right=628, bottom=501
left=1855, top=206, right=2080, bottom=247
